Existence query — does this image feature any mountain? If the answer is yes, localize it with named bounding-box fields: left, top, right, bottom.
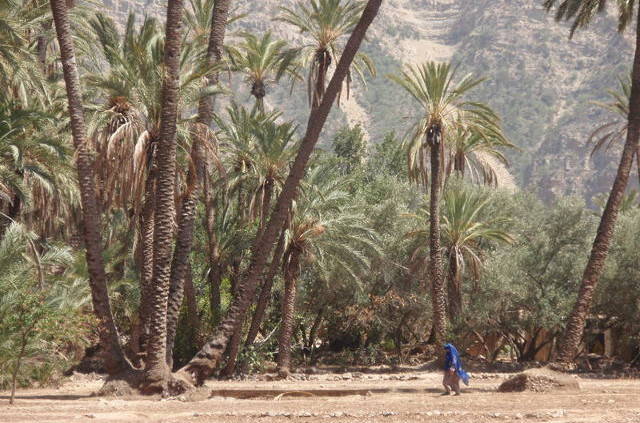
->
left=103, top=0, right=638, bottom=203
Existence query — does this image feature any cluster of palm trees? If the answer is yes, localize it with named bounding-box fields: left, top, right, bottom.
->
left=2, top=0, right=639, bottom=396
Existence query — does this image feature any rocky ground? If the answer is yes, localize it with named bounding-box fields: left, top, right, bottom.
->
left=1, top=367, right=639, bottom=422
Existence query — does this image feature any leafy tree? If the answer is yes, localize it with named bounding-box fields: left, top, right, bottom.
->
left=332, top=124, right=367, bottom=173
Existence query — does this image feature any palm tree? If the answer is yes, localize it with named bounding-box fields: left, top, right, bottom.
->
left=84, top=12, right=206, bottom=366
left=0, top=103, right=72, bottom=237
left=406, top=185, right=513, bottom=320
left=277, top=0, right=375, bottom=108
left=588, top=76, right=640, bottom=190
left=176, top=0, right=382, bottom=387
left=544, top=0, right=640, bottom=363
left=228, top=32, right=299, bottom=110
left=446, top=128, right=514, bottom=187
left=142, top=0, right=188, bottom=393
left=389, top=61, right=508, bottom=344
left=48, top=0, right=130, bottom=374
left=277, top=166, right=378, bottom=376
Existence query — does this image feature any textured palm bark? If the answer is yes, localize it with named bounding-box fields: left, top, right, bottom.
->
left=203, top=176, right=223, bottom=325
left=277, top=249, right=301, bottom=377
left=165, top=175, right=198, bottom=366
left=447, top=249, right=462, bottom=321
left=142, top=0, right=186, bottom=392
left=245, top=227, right=287, bottom=347
left=137, top=169, right=156, bottom=363
left=557, top=9, right=640, bottom=363
left=163, top=0, right=232, bottom=373
left=427, top=126, right=447, bottom=346
left=49, top=0, right=130, bottom=375
left=221, top=178, right=278, bottom=376
left=176, top=0, right=383, bottom=386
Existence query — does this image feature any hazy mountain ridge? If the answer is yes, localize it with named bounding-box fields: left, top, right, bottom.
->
left=104, top=0, right=638, bottom=202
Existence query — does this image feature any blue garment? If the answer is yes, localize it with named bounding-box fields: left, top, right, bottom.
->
left=444, top=343, right=470, bottom=386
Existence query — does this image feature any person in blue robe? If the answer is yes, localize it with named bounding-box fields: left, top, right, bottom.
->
left=443, top=343, right=469, bottom=395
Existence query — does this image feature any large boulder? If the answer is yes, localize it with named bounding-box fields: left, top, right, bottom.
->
left=498, top=367, right=580, bottom=393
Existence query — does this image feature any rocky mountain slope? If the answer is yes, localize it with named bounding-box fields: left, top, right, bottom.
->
left=103, top=0, right=638, bottom=202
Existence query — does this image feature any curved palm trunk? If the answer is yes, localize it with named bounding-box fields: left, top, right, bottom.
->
left=277, top=249, right=301, bottom=377
left=49, top=0, right=129, bottom=375
left=142, top=0, right=186, bottom=392
left=221, top=222, right=286, bottom=376
left=557, top=10, right=640, bottom=363
left=245, top=226, right=287, bottom=347
left=164, top=0, right=232, bottom=369
left=177, top=0, right=382, bottom=386
left=427, top=124, right=446, bottom=345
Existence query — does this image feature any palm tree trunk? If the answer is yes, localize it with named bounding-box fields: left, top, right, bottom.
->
left=222, top=223, right=286, bottom=376
left=176, top=0, right=382, bottom=386
left=277, top=249, right=301, bottom=377
left=49, top=0, right=130, bottom=375
left=427, top=125, right=446, bottom=345
left=137, top=169, right=156, bottom=364
left=245, top=226, right=287, bottom=347
left=447, top=249, right=462, bottom=321
left=557, top=8, right=640, bottom=363
left=142, top=0, right=186, bottom=393
left=163, top=0, right=231, bottom=369
left=312, top=50, right=331, bottom=108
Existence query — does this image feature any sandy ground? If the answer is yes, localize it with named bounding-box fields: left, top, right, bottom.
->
left=1, top=369, right=639, bottom=423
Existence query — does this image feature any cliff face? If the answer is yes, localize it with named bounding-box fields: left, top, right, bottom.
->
left=104, top=0, right=638, bottom=202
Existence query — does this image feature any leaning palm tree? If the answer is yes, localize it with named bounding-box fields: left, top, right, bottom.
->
left=389, top=61, right=508, bottom=344
left=277, top=166, right=378, bottom=376
left=588, top=76, right=640, bottom=190
left=544, top=0, right=640, bottom=363
left=277, top=0, right=375, bottom=108
left=176, top=0, right=382, bottom=387
left=48, top=0, right=130, bottom=374
left=406, top=184, right=513, bottom=320
left=228, top=32, right=299, bottom=110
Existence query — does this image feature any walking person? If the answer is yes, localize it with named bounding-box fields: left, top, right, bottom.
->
left=442, top=343, right=469, bottom=395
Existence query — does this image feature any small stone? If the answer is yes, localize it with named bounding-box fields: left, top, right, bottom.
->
left=514, top=413, right=524, bottom=420
left=382, top=411, right=397, bottom=416
left=83, top=414, right=95, bottom=419
left=547, top=410, right=565, bottom=418
left=608, top=399, right=616, bottom=404
left=342, top=373, right=353, bottom=380
left=298, top=412, right=312, bottom=417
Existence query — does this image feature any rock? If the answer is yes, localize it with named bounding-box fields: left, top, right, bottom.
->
left=498, top=368, right=580, bottom=393
left=83, top=414, right=96, bottom=419
left=342, top=373, right=353, bottom=380
left=547, top=410, right=566, bottom=418
left=382, top=411, right=397, bottom=416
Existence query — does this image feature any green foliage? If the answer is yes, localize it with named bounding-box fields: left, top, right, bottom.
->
left=0, top=224, right=91, bottom=394
left=332, top=124, right=367, bottom=173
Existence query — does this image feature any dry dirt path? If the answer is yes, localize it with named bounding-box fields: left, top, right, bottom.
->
left=1, top=370, right=639, bottom=423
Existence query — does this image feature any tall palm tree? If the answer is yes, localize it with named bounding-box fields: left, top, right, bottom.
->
left=406, top=185, right=513, bottom=320
left=544, top=0, right=640, bottom=363
left=142, top=0, right=188, bottom=393
left=277, top=0, right=375, bottom=108
left=228, top=32, right=299, bottom=110
left=276, top=167, right=378, bottom=376
left=84, top=12, right=206, bottom=365
left=218, top=107, right=298, bottom=376
left=389, top=62, right=508, bottom=344
left=588, top=76, right=640, bottom=190
left=176, top=0, right=382, bottom=387
left=165, top=0, right=233, bottom=373
left=48, top=0, right=130, bottom=374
